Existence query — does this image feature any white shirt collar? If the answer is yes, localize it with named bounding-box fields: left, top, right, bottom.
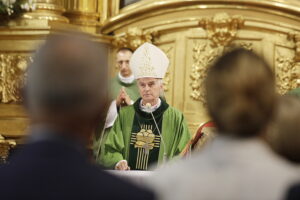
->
left=140, top=98, right=161, bottom=113
left=118, top=72, right=135, bottom=84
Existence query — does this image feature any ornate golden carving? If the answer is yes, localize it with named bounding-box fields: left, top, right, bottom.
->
left=231, top=42, right=253, bottom=51
left=288, top=32, right=300, bottom=62
left=113, top=27, right=158, bottom=50
left=275, top=52, right=300, bottom=94
left=0, top=54, right=31, bottom=103
left=276, top=33, right=300, bottom=94
left=190, top=42, right=220, bottom=103
left=199, top=13, right=244, bottom=47
left=160, top=46, right=173, bottom=92
left=0, top=134, right=16, bottom=164
left=190, top=41, right=253, bottom=103
left=191, top=13, right=246, bottom=103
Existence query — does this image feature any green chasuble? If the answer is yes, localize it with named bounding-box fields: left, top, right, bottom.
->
left=100, top=98, right=191, bottom=170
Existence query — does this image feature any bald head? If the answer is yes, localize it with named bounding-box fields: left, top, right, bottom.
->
left=26, top=33, right=109, bottom=123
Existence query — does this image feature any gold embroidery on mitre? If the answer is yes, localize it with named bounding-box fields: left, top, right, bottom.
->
left=138, top=45, right=157, bottom=77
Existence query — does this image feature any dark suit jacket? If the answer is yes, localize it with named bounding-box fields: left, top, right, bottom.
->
left=287, top=183, right=300, bottom=200
left=0, top=133, right=155, bottom=200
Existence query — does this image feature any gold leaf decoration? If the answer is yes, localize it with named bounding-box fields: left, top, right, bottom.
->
left=113, top=27, right=158, bottom=50
left=0, top=54, right=32, bottom=103
left=0, top=134, right=16, bottom=164
left=190, top=42, right=220, bottom=103
left=275, top=51, right=300, bottom=94
left=199, top=13, right=244, bottom=47
left=160, top=46, right=173, bottom=92
left=190, top=40, right=253, bottom=103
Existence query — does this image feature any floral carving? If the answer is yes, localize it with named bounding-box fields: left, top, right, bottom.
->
left=190, top=42, right=220, bottom=103
left=0, top=54, right=31, bottom=103
left=160, top=46, right=173, bottom=92
left=190, top=13, right=249, bottom=103
left=190, top=40, right=253, bottom=103
left=275, top=51, right=300, bottom=94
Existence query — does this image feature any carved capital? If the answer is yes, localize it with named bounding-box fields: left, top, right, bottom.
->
left=113, top=27, right=158, bottom=50
left=0, top=54, right=32, bottom=103
left=199, top=13, right=244, bottom=47
left=0, top=134, right=16, bottom=164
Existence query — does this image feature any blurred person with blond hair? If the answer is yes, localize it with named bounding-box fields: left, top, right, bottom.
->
left=0, top=33, right=155, bottom=200
left=146, top=48, right=298, bottom=200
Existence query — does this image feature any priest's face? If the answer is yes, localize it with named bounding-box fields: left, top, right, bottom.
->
left=137, top=78, right=163, bottom=105
left=116, top=49, right=132, bottom=77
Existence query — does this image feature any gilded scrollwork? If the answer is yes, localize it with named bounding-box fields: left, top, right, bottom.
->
left=199, top=13, right=244, bottom=47
left=191, top=13, right=249, bottom=103
left=160, top=46, right=173, bottom=92
left=0, top=134, right=16, bottom=164
left=0, top=54, right=31, bottom=103
left=288, top=32, right=300, bottom=62
left=275, top=50, right=300, bottom=94
left=231, top=42, right=253, bottom=51
left=113, top=27, right=158, bottom=50
left=190, top=42, right=220, bottom=103
left=190, top=40, right=253, bottom=103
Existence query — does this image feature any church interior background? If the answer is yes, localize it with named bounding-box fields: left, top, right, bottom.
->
left=0, top=0, right=299, bottom=161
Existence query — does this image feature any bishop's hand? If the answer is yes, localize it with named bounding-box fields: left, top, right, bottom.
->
left=115, top=160, right=130, bottom=170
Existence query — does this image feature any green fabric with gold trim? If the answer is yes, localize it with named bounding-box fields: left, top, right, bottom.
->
left=128, top=98, right=168, bottom=170
left=100, top=98, right=191, bottom=170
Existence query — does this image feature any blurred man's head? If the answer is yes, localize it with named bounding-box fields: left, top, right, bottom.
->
left=25, top=33, right=109, bottom=140
left=116, top=48, right=133, bottom=77
left=205, top=48, right=276, bottom=138
left=137, top=78, right=163, bottom=105
left=266, top=96, right=300, bottom=163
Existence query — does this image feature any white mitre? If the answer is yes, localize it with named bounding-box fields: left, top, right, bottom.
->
left=130, top=42, right=169, bottom=79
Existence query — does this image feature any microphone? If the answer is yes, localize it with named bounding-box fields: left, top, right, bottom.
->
left=145, top=103, right=167, bottom=163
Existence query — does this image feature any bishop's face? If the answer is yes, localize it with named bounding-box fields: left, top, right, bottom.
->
left=137, top=78, right=163, bottom=106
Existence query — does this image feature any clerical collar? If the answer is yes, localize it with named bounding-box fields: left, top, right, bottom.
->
left=118, top=72, right=135, bottom=84
left=133, top=97, right=169, bottom=119
left=140, top=98, right=161, bottom=113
